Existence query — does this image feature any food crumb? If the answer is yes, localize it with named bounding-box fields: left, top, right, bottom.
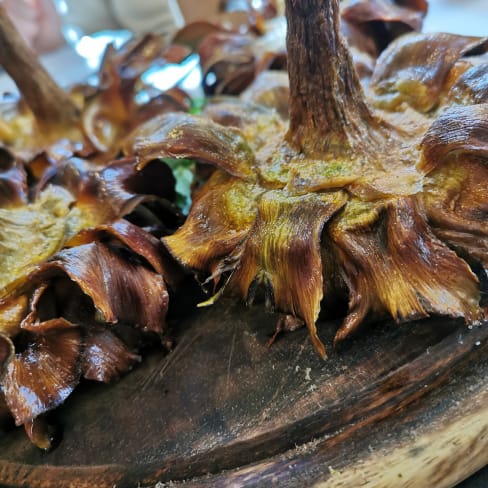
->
left=305, top=367, right=312, bottom=381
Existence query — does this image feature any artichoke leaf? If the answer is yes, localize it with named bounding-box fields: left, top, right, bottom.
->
left=29, top=241, right=168, bottom=334
left=133, top=112, right=257, bottom=180
left=230, top=190, right=347, bottom=358
left=0, top=328, right=82, bottom=426
left=370, top=33, right=488, bottom=112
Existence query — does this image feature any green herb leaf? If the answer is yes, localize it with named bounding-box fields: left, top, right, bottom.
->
left=162, top=158, right=195, bottom=214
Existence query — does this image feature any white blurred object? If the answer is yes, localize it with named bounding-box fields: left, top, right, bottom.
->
left=54, top=0, right=184, bottom=38
left=423, top=0, right=488, bottom=36
left=142, top=53, right=201, bottom=91
left=75, top=30, right=132, bottom=70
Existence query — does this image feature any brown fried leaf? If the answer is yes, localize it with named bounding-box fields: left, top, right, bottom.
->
left=0, top=149, right=27, bottom=207
left=19, top=280, right=88, bottom=332
left=0, top=295, right=28, bottom=338
left=21, top=284, right=77, bottom=332
left=82, top=328, right=141, bottom=383
left=23, top=416, right=57, bottom=450
left=0, top=334, right=14, bottom=368
left=198, top=31, right=257, bottom=95
left=230, top=191, right=347, bottom=358
left=67, top=219, right=167, bottom=275
left=331, top=197, right=482, bottom=343
left=67, top=218, right=182, bottom=290
left=421, top=115, right=488, bottom=269
left=133, top=112, right=257, bottom=180
left=164, top=172, right=259, bottom=271
left=370, top=33, right=488, bottom=112
left=31, top=241, right=168, bottom=334
left=173, top=21, right=229, bottom=51
left=202, top=97, right=287, bottom=158
left=99, top=34, right=168, bottom=86
left=342, top=0, right=428, bottom=35
left=44, top=156, right=175, bottom=230
left=446, top=62, right=488, bottom=106
left=420, top=104, right=488, bottom=174
left=240, top=71, right=290, bottom=119
left=103, top=158, right=176, bottom=204
left=202, top=97, right=270, bottom=128
left=0, top=186, right=74, bottom=298
left=1, top=328, right=82, bottom=425
left=82, top=34, right=191, bottom=154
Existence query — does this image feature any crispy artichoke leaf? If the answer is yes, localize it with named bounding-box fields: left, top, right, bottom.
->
left=198, top=31, right=258, bottom=96
left=0, top=150, right=28, bottom=207
left=0, top=295, right=28, bottom=338
left=446, top=62, right=488, bottom=106
left=240, top=71, right=290, bottom=120
left=370, top=33, right=488, bottom=112
left=0, top=155, right=173, bottom=298
left=133, top=112, right=256, bottom=180
left=386, top=198, right=481, bottom=322
left=1, top=327, right=82, bottom=425
left=78, top=159, right=174, bottom=223
left=173, top=20, right=229, bottom=52
left=19, top=282, right=82, bottom=332
left=82, top=34, right=189, bottom=154
left=419, top=104, right=488, bottom=174
left=201, top=97, right=266, bottom=128
left=68, top=218, right=183, bottom=290
left=164, top=171, right=260, bottom=271
left=176, top=13, right=286, bottom=96
left=202, top=98, right=288, bottom=163
left=0, top=186, right=74, bottom=298
left=230, top=191, right=347, bottom=358
left=23, top=415, right=57, bottom=450
left=67, top=219, right=168, bottom=276
left=433, top=229, right=488, bottom=276
left=82, top=328, right=141, bottom=383
left=30, top=241, right=168, bottom=334
left=99, top=34, right=169, bottom=84
left=331, top=197, right=482, bottom=343
left=420, top=106, right=488, bottom=233
left=82, top=84, right=190, bottom=156
left=341, top=0, right=428, bottom=34
left=49, top=157, right=175, bottom=223
left=0, top=334, right=14, bottom=368
left=420, top=104, right=488, bottom=273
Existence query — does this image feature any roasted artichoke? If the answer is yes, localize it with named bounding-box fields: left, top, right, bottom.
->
left=149, top=0, right=488, bottom=358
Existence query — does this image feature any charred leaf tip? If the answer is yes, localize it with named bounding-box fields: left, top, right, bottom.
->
left=312, top=337, right=327, bottom=360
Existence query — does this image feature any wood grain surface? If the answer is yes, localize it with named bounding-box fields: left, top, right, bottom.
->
left=0, top=298, right=487, bottom=487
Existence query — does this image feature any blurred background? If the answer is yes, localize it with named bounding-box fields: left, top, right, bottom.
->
left=423, top=0, right=488, bottom=36
left=1, top=0, right=487, bottom=94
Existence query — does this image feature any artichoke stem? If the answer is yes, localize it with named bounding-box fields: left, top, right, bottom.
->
left=0, top=6, right=79, bottom=130
left=285, top=0, right=379, bottom=156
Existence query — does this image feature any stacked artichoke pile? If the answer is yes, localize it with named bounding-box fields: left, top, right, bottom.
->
left=0, top=0, right=486, bottom=447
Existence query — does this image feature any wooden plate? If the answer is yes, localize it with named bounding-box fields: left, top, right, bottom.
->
left=0, top=298, right=487, bottom=487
